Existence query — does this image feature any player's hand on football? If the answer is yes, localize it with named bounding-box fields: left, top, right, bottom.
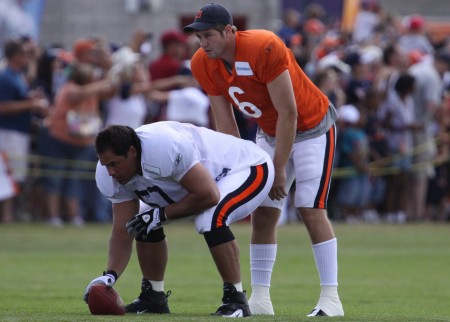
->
left=126, top=207, right=167, bottom=239
left=83, top=273, right=116, bottom=303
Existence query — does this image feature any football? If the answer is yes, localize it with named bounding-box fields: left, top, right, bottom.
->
left=87, top=284, right=125, bottom=315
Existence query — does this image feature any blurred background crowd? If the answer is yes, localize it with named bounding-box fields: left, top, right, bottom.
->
left=1, top=0, right=450, bottom=226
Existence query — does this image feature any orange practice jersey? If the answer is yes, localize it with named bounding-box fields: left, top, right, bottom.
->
left=191, top=29, right=329, bottom=136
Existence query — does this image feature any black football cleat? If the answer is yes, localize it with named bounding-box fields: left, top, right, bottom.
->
left=211, top=283, right=251, bottom=317
left=125, top=278, right=171, bottom=314
left=308, top=308, right=328, bottom=316
left=307, top=297, right=344, bottom=317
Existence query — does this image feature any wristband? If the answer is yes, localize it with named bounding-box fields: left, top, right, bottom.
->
left=103, top=270, right=118, bottom=281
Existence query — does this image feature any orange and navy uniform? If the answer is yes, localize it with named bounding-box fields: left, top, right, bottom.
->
left=191, top=29, right=329, bottom=136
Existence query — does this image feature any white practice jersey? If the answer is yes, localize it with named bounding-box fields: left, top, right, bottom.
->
left=96, top=121, right=270, bottom=207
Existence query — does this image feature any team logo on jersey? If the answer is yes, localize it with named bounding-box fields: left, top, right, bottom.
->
left=143, top=163, right=161, bottom=176
left=235, top=61, right=253, bottom=76
left=215, top=168, right=231, bottom=181
left=174, top=153, right=182, bottom=166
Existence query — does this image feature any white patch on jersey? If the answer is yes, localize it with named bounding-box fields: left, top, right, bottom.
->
left=235, top=61, right=253, bottom=76
left=142, top=163, right=161, bottom=176
left=143, top=214, right=150, bottom=222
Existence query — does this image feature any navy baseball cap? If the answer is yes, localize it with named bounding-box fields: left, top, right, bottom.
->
left=183, top=3, right=233, bottom=33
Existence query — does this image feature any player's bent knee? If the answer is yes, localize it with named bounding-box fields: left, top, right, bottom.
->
left=135, top=227, right=166, bottom=242
left=203, top=226, right=235, bottom=248
left=252, top=207, right=280, bottom=226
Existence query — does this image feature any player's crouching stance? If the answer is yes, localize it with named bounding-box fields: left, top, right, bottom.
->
left=83, top=121, right=275, bottom=317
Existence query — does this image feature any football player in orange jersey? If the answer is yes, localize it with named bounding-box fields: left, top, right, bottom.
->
left=183, top=3, right=344, bottom=317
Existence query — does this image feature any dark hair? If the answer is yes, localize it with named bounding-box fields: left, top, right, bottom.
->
left=3, top=38, right=24, bottom=60
left=213, top=24, right=226, bottom=33
left=382, top=44, right=396, bottom=65
left=394, top=73, right=415, bottom=95
left=95, top=125, right=142, bottom=158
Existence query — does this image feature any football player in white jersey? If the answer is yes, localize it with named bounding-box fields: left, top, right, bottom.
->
left=83, top=121, right=274, bottom=317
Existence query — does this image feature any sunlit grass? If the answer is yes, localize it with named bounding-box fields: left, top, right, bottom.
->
left=0, top=222, right=449, bottom=321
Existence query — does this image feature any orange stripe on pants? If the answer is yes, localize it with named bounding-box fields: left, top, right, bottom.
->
left=215, top=164, right=265, bottom=227
left=317, top=125, right=335, bottom=208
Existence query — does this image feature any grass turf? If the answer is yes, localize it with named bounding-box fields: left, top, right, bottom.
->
left=0, top=221, right=449, bottom=321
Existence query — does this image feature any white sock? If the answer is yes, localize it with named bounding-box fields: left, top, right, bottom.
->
left=312, top=238, right=338, bottom=286
left=251, top=284, right=270, bottom=299
left=250, top=244, right=277, bottom=288
left=320, top=285, right=339, bottom=299
left=233, top=282, right=243, bottom=292
left=148, top=279, right=164, bottom=292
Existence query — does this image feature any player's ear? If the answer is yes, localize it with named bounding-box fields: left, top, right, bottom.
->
left=224, top=24, right=233, bottom=36
left=128, top=145, right=138, bottom=158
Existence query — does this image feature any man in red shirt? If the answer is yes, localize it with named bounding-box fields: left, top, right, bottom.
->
left=149, top=29, right=186, bottom=81
left=147, top=29, right=186, bottom=122
left=183, top=3, right=343, bottom=317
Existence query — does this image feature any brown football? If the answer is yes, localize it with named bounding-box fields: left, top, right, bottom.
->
left=87, top=284, right=125, bottom=315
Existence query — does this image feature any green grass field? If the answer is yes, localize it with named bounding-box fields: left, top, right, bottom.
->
left=0, top=221, right=449, bottom=321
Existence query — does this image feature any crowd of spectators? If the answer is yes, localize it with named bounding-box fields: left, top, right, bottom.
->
left=1, top=0, right=450, bottom=225
left=0, top=27, right=206, bottom=226
left=284, top=0, right=450, bottom=224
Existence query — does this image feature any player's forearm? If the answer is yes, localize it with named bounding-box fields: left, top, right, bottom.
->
left=210, top=96, right=241, bottom=137
left=214, top=117, right=241, bottom=138
left=273, top=114, right=297, bottom=171
left=267, top=70, right=297, bottom=170
left=165, top=191, right=220, bottom=220
left=107, top=233, right=133, bottom=278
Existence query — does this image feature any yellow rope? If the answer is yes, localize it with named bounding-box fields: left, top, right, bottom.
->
left=3, top=134, right=448, bottom=180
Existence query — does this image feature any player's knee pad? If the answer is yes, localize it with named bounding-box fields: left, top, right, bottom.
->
left=203, top=226, right=235, bottom=248
left=135, top=227, right=166, bottom=243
